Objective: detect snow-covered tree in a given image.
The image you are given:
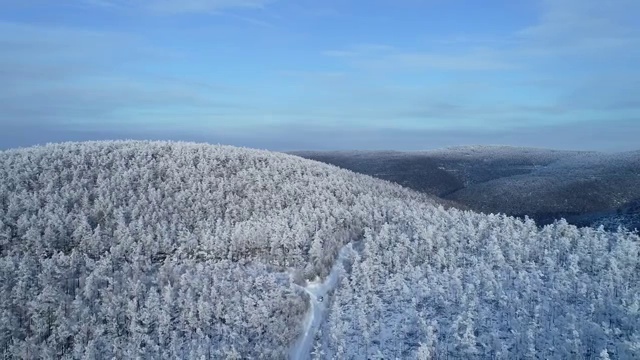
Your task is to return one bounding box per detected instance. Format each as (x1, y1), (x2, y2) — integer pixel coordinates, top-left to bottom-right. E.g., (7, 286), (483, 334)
(1, 141), (638, 359)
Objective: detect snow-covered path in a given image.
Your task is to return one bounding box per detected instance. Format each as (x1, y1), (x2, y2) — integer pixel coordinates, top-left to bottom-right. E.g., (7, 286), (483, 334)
(289, 244), (353, 360)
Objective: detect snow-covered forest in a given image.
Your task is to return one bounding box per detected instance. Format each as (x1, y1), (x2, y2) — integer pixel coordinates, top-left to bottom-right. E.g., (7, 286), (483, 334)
(294, 147), (640, 231)
(0, 141), (638, 359)
(322, 215), (640, 359)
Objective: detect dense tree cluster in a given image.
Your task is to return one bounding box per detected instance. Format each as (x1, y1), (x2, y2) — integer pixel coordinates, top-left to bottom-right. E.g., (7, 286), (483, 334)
(0, 141), (638, 359)
(320, 211), (640, 359)
(0, 141), (427, 359)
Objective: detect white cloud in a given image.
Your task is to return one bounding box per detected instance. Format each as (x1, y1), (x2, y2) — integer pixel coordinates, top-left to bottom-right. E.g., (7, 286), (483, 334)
(0, 21), (243, 127)
(327, 0), (639, 70)
(322, 0), (640, 116)
(516, 0), (640, 56)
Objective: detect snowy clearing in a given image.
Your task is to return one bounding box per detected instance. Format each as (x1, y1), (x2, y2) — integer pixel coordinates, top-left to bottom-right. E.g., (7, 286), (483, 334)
(289, 244), (353, 360)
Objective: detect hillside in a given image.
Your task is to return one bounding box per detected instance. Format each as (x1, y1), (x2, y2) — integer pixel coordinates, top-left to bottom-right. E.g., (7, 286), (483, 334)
(446, 149), (640, 228)
(1, 141), (639, 359)
(294, 147), (640, 230)
(291, 150), (466, 196)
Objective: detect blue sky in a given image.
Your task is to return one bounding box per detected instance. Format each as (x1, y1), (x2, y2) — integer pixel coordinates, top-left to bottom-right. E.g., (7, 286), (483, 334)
(1, 0), (639, 151)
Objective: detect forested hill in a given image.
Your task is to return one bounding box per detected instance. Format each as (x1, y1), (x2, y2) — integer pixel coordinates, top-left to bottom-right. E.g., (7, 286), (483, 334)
(0, 141), (436, 359)
(1, 141), (639, 359)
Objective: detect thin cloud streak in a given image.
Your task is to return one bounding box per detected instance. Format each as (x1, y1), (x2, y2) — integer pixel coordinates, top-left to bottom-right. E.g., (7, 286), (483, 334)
(81, 0), (276, 14)
(324, 45), (517, 71)
(0, 21), (248, 127)
(2, 118), (638, 153)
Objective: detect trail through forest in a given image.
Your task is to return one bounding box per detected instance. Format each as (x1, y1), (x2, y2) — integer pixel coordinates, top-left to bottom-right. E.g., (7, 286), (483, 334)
(289, 244), (353, 360)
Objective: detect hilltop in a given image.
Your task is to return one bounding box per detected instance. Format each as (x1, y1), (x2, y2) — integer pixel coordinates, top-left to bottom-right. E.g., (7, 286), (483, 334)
(0, 141), (638, 359)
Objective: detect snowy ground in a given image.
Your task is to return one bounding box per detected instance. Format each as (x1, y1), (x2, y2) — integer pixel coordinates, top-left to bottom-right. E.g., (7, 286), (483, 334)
(289, 244), (353, 360)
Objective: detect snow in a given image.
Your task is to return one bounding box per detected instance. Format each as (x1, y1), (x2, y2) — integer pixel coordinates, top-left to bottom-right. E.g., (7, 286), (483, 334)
(289, 244), (353, 360)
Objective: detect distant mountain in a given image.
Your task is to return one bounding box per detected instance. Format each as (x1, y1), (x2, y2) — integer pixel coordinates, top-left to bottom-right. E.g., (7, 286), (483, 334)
(294, 146), (640, 231)
(1, 141), (638, 359)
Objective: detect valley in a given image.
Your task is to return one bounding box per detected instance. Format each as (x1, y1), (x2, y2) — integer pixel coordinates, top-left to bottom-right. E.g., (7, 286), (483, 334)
(294, 146), (640, 232)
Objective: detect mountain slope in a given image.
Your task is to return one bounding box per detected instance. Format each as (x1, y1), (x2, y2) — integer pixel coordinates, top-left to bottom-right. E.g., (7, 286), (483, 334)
(291, 150), (466, 196)
(292, 146), (583, 197)
(1, 141), (639, 359)
(447, 149), (640, 227)
(0, 141), (435, 359)
(294, 147), (640, 230)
